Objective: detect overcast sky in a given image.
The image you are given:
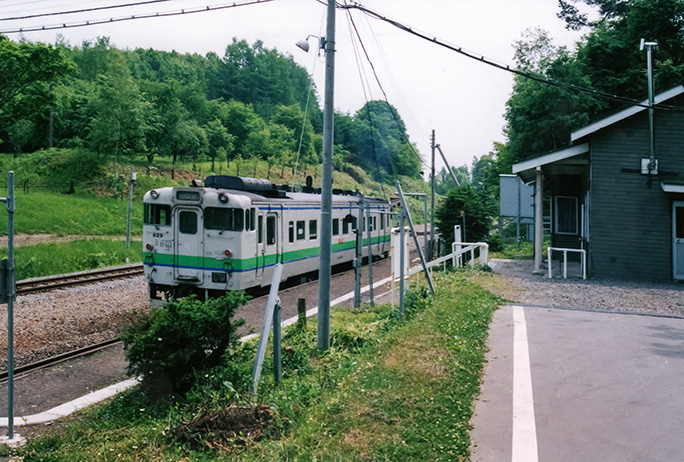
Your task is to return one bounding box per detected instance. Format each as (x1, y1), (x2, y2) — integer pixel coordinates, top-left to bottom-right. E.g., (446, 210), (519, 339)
(1, 0), (589, 175)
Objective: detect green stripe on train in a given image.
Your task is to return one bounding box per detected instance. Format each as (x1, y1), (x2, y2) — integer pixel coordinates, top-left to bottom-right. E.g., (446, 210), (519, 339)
(143, 234), (390, 271)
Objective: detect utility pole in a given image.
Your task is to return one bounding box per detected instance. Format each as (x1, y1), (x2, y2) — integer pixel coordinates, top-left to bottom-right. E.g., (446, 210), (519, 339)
(430, 129), (436, 260)
(126, 169), (136, 249)
(48, 83), (54, 149)
(640, 39), (658, 185)
(317, 0), (336, 350)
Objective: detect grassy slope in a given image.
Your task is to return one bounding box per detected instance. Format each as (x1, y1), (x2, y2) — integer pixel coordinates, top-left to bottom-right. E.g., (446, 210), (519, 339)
(242, 273), (500, 461)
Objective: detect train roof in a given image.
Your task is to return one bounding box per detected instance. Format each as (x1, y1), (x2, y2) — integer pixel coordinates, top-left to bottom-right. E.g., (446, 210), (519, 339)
(202, 175), (389, 205)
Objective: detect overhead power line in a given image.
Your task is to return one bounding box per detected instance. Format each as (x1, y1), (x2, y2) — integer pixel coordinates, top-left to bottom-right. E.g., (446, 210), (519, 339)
(0, 0), (171, 22)
(345, 5), (429, 171)
(0, 0), (275, 34)
(341, 1), (684, 112)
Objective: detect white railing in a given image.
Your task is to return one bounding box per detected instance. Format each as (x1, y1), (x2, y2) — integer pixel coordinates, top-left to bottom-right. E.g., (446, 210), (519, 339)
(391, 241), (489, 305)
(405, 241), (489, 278)
(547, 247), (586, 280)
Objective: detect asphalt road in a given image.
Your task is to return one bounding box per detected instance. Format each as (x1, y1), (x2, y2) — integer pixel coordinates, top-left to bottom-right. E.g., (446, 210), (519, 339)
(471, 305), (684, 462)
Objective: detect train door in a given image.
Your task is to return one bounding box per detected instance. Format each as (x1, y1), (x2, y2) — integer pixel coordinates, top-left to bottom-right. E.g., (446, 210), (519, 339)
(174, 207), (203, 281)
(256, 211), (279, 282)
(256, 213), (265, 279)
(674, 201), (684, 280)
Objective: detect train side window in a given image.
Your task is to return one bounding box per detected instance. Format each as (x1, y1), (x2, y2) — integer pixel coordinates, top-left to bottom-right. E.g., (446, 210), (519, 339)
(179, 211), (197, 234)
(373, 216), (377, 231)
(296, 221), (305, 240)
(309, 220), (317, 240)
(333, 218), (339, 236)
(258, 216), (263, 244)
(144, 204), (171, 226)
(380, 214), (384, 230)
(289, 221), (295, 243)
(245, 208), (255, 231)
(266, 215), (276, 245)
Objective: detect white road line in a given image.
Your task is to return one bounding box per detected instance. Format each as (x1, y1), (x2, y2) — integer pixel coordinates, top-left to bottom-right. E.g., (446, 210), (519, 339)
(512, 305), (539, 462)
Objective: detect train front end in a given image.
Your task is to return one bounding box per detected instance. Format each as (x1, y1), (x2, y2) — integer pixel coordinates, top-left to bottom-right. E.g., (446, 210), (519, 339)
(142, 185), (254, 303)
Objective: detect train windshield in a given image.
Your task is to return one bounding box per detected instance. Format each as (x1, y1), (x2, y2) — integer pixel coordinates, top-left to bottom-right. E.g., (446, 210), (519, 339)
(204, 207), (244, 232)
(144, 204), (171, 226)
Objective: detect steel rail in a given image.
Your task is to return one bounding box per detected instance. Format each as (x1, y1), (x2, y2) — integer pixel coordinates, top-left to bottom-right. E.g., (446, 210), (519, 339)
(16, 264), (144, 295)
(0, 339), (123, 384)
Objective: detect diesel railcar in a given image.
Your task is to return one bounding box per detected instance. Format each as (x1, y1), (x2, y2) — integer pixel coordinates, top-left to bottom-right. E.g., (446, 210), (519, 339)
(143, 175), (391, 303)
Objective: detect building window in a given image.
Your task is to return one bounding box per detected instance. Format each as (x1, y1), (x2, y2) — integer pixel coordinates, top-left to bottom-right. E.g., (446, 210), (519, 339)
(555, 196), (578, 235)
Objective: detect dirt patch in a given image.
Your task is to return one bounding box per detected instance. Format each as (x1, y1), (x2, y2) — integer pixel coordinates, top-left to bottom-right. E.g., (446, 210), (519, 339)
(0, 233), (131, 248)
(384, 341), (449, 379)
(172, 404), (273, 451)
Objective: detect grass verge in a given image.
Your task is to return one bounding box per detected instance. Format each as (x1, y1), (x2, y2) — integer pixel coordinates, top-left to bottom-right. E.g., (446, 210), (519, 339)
(0, 239), (142, 280)
(15, 270), (499, 461)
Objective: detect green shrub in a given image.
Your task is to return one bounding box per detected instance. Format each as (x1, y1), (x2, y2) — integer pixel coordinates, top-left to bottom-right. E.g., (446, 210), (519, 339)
(121, 293), (249, 393)
(487, 232), (504, 252)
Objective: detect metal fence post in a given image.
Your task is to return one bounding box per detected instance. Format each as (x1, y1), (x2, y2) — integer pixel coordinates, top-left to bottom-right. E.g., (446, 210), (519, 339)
(399, 208), (406, 320)
(273, 302), (281, 385)
(353, 197), (363, 308)
(366, 202), (374, 307)
(0, 172), (16, 440)
(252, 263), (283, 395)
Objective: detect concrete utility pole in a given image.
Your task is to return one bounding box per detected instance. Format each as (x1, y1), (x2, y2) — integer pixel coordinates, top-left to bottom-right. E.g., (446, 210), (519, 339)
(317, 0), (336, 351)
(430, 130), (436, 260)
(126, 169), (136, 249)
(640, 39), (658, 180)
(534, 167), (544, 274)
(48, 83), (54, 149)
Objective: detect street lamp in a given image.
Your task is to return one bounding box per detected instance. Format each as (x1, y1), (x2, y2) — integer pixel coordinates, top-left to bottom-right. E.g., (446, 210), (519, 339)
(297, 0), (336, 350)
(296, 35), (325, 54)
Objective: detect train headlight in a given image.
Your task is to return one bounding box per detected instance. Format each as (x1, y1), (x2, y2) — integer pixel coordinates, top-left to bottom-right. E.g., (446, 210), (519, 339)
(224, 249), (232, 257)
(218, 193), (229, 204)
(146, 243), (153, 250)
(150, 190), (159, 199)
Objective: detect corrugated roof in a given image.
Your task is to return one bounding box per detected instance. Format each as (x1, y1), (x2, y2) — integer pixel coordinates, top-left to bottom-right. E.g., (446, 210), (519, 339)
(571, 85), (684, 142)
(512, 143), (589, 175)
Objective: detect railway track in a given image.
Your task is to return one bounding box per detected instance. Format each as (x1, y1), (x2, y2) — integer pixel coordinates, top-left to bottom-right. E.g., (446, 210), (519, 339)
(16, 264), (145, 295)
(0, 339), (122, 384)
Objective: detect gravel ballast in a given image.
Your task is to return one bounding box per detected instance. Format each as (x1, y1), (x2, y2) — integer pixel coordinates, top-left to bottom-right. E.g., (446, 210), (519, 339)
(481, 258), (684, 317)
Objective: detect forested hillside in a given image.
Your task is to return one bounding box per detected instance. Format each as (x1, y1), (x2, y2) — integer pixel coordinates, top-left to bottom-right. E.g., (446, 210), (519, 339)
(473, 0), (684, 195)
(0, 35), (423, 186)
